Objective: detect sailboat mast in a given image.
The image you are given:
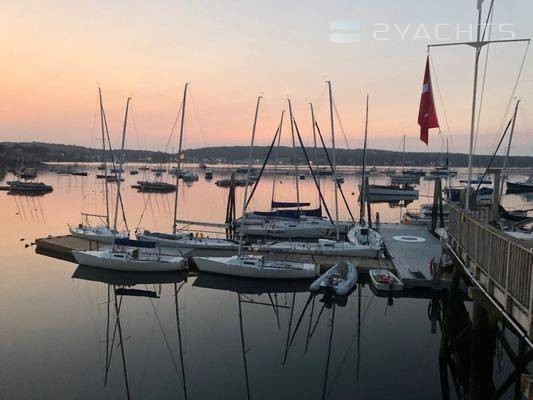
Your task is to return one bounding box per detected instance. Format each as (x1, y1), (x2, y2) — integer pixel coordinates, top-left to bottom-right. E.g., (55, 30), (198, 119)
(327, 81), (340, 240)
(500, 99), (520, 200)
(98, 88), (110, 229)
(238, 96), (262, 256)
(112, 98), (131, 234)
(360, 94), (369, 223)
(270, 111), (284, 209)
(465, 3), (484, 211)
(402, 134), (406, 173)
(287, 99), (300, 210)
(310, 103), (320, 205)
(173, 83), (189, 234)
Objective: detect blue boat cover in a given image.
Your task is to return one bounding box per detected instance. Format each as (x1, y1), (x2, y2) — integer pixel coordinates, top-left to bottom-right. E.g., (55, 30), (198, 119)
(253, 206), (322, 219)
(114, 238), (157, 248)
(271, 201), (311, 208)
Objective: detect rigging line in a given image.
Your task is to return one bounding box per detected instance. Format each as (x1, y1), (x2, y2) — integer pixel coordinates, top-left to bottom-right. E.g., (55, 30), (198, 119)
(89, 92), (99, 148)
(474, 117), (513, 193)
(332, 99), (351, 149)
(129, 102), (142, 150)
(293, 119), (334, 223)
(244, 119), (282, 210)
(189, 90), (209, 148)
(428, 51), (456, 152)
(493, 41), (530, 151)
(314, 86), (328, 120)
(164, 100), (184, 154)
(102, 107), (130, 233)
(147, 295), (185, 387)
(313, 121), (355, 222)
(474, 5), (495, 155)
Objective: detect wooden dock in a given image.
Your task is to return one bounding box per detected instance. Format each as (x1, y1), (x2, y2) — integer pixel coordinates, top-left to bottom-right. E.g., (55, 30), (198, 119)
(35, 234), (392, 273)
(379, 223), (448, 289)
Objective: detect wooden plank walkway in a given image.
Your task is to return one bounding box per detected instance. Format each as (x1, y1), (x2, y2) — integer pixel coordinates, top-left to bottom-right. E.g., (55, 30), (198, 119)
(379, 223), (446, 289)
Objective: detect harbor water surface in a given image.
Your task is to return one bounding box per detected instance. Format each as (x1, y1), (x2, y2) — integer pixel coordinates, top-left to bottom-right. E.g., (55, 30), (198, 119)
(1, 166), (530, 399)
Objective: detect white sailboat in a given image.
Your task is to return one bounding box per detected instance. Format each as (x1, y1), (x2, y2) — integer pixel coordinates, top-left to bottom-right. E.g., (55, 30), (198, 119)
(69, 88), (128, 243)
(137, 83), (239, 251)
(348, 94), (384, 248)
(387, 135), (421, 185)
(253, 237), (381, 258)
(72, 98), (186, 272)
(193, 97), (321, 279)
(252, 84), (382, 258)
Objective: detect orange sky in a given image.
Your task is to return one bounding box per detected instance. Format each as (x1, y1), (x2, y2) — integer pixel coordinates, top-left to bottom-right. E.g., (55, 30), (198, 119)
(1, 0), (532, 155)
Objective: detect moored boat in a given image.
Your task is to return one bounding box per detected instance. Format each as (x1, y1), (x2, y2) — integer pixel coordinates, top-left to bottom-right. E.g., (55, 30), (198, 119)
(8, 181), (53, 194)
(69, 224), (128, 243)
(369, 269), (404, 292)
(72, 239), (186, 272)
(310, 261), (357, 296)
(506, 177), (533, 193)
(193, 254), (319, 279)
(138, 230), (239, 250)
(253, 236), (381, 258)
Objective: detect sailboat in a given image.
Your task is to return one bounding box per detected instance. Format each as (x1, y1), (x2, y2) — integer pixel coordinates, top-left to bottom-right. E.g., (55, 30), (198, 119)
(69, 88), (128, 243)
(72, 98), (186, 272)
(236, 97), (352, 239)
(254, 85), (382, 258)
(387, 135), (421, 184)
(347, 94), (385, 247)
(138, 84), (239, 251)
(193, 97), (320, 279)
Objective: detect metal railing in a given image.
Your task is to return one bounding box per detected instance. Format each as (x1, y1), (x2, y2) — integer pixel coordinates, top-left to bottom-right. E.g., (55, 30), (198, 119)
(448, 204), (533, 337)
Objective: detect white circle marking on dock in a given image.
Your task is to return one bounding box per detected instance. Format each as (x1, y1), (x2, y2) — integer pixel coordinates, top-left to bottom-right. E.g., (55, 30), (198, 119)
(392, 235), (426, 243)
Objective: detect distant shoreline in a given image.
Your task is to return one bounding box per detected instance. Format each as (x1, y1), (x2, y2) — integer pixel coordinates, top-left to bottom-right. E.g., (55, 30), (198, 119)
(1, 141), (533, 169)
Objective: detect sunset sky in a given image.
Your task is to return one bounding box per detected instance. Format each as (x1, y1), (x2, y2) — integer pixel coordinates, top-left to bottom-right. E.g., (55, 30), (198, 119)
(2, 0), (532, 155)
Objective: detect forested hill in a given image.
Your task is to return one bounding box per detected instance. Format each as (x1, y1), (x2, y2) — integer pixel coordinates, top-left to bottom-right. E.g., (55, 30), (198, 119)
(1, 141), (533, 168)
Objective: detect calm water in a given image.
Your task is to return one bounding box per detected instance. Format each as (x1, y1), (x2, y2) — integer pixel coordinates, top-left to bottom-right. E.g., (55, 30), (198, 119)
(1, 166), (531, 399)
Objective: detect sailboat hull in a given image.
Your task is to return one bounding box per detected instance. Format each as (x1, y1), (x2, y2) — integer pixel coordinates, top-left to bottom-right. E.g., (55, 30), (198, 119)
(138, 232), (240, 250)
(72, 250), (186, 272)
(193, 256), (318, 279)
(69, 226), (128, 244)
(253, 241), (380, 258)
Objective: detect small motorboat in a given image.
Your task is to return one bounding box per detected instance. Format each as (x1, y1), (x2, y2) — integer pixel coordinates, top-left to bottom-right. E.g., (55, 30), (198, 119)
(204, 170), (214, 179)
(459, 173), (492, 184)
(130, 170), (139, 175)
(8, 181), (53, 194)
(181, 171), (199, 182)
(310, 261), (358, 296)
(135, 181), (176, 193)
(506, 176), (533, 193)
(333, 176), (345, 184)
(369, 269), (403, 292)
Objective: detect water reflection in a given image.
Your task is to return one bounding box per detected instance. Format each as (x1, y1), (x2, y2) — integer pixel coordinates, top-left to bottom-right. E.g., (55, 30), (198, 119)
(43, 265), (532, 399)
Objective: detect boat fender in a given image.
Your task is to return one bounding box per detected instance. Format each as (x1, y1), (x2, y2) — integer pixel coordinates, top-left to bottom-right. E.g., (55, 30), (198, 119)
(460, 212), (466, 223)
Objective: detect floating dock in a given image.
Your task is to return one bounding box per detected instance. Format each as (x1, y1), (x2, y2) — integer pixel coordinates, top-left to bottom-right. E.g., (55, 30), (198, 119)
(379, 223), (449, 289)
(35, 234), (392, 273)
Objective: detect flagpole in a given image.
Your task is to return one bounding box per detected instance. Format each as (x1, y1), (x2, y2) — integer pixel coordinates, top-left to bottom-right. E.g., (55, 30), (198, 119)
(427, 1), (529, 211)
